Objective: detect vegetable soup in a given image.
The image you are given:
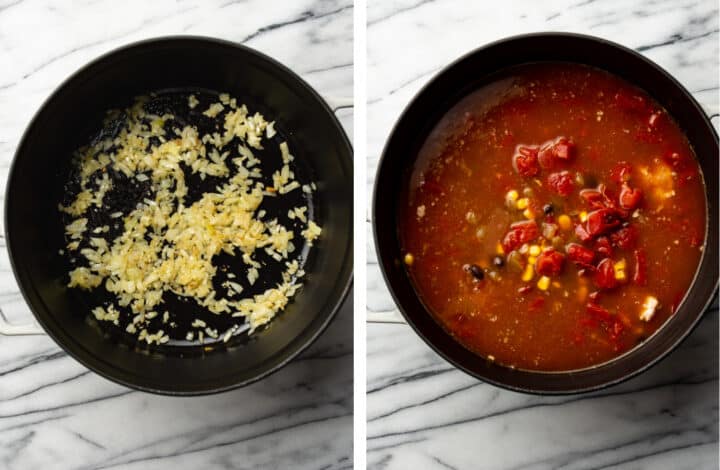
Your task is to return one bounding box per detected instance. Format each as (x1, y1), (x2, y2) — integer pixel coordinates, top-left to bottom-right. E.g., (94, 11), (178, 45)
(400, 63), (706, 371)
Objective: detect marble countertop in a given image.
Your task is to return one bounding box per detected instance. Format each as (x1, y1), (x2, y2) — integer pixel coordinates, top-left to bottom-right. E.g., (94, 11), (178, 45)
(0, 0), (352, 469)
(366, 0), (718, 468)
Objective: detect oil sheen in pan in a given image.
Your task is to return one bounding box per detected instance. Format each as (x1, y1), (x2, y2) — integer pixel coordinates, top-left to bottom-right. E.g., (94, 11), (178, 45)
(59, 89), (319, 350)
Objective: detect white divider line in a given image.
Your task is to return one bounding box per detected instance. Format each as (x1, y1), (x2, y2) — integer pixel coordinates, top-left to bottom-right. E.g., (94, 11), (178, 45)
(353, 0), (368, 468)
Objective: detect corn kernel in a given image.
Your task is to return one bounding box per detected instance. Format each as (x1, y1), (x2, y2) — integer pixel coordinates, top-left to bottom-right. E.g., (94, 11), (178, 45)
(505, 190), (519, 206)
(496, 243), (505, 255)
(614, 259), (627, 280)
(523, 208), (534, 219)
(529, 245), (541, 256)
(579, 211), (588, 222)
(528, 256), (537, 265)
(552, 281), (562, 288)
(558, 215), (572, 231)
(404, 253), (414, 266)
(537, 276), (551, 290)
(516, 198), (529, 210)
(521, 263), (534, 282)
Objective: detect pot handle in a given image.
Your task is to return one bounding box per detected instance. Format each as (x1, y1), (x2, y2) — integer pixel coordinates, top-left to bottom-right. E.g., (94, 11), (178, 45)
(324, 96), (354, 113)
(367, 309), (406, 324)
(0, 307), (45, 335)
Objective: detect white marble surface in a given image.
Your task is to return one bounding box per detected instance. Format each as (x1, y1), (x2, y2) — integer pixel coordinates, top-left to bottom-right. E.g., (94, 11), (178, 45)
(366, 0), (718, 468)
(0, 1), (352, 469)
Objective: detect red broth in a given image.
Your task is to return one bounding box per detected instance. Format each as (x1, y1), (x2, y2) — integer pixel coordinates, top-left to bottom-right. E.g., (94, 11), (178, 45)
(400, 63), (706, 371)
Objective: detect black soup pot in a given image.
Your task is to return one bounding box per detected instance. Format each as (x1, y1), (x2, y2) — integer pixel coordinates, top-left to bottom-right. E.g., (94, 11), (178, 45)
(4, 37), (353, 395)
(373, 33), (718, 394)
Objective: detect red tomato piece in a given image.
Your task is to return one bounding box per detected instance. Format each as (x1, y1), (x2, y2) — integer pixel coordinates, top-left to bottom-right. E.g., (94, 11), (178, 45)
(546, 171), (575, 196)
(537, 137), (576, 169)
(512, 145), (540, 177)
(587, 303), (624, 345)
(553, 137), (576, 161)
(611, 225), (638, 250)
(599, 184), (619, 209)
(594, 236), (613, 258)
(586, 208), (623, 237)
(535, 248), (566, 277)
(619, 184), (643, 210)
(502, 220), (539, 252)
(594, 258), (618, 289)
(580, 184), (617, 210)
(537, 142), (556, 170)
(633, 249), (647, 285)
(566, 243), (595, 265)
(579, 188), (604, 209)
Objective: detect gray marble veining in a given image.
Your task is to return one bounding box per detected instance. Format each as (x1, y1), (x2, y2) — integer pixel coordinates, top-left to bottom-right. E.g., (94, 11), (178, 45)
(368, 304), (718, 469)
(0, 0), (353, 468)
(366, 0), (718, 468)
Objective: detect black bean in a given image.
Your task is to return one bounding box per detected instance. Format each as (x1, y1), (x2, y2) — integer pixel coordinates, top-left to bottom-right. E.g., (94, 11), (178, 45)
(469, 264), (484, 280)
(492, 256), (505, 267)
(543, 203), (554, 215)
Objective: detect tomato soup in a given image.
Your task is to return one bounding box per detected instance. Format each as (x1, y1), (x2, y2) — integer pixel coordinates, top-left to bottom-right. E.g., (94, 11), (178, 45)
(400, 63), (706, 371)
